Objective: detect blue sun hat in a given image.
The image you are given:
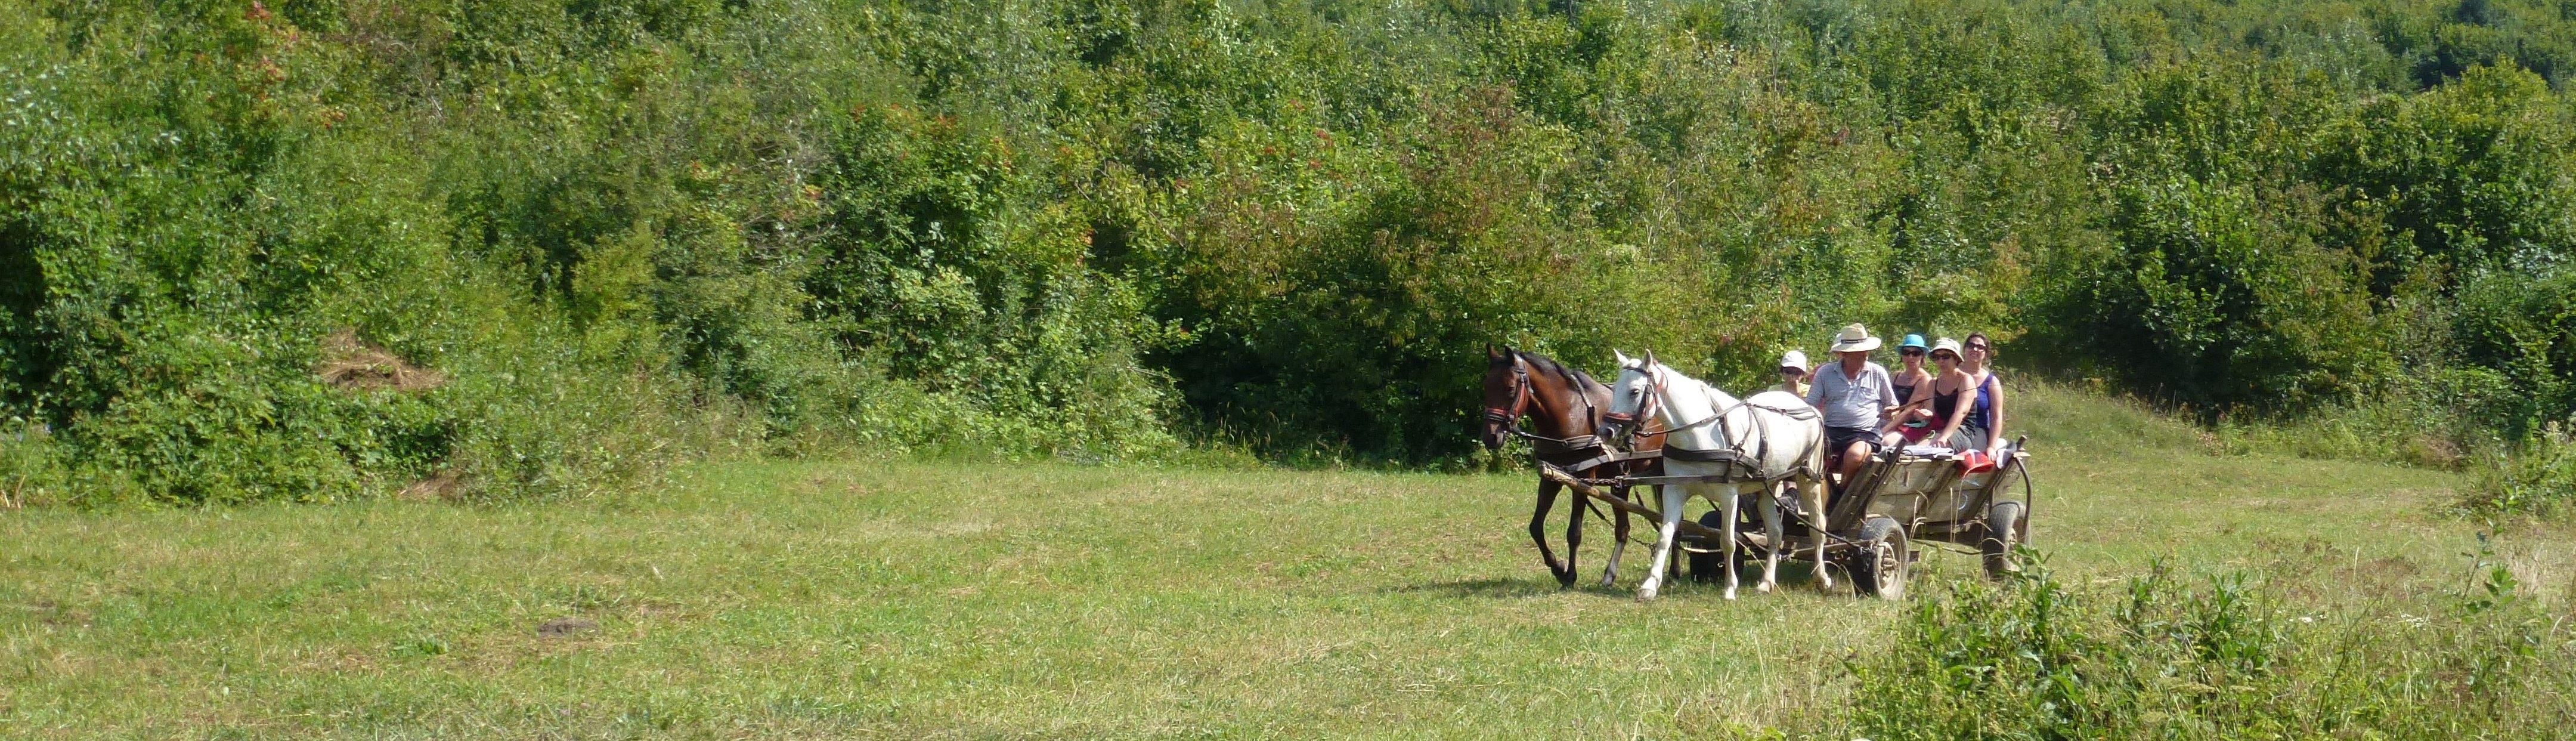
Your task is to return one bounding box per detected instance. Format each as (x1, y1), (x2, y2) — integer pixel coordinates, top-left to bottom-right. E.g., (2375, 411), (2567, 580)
(1900, 334), (1930, 351)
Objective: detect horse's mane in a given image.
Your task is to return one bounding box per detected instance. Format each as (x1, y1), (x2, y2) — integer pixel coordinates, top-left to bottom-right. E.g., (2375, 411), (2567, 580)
(1513, 349), (1605, 393)
(1669, 362), (1729, 396)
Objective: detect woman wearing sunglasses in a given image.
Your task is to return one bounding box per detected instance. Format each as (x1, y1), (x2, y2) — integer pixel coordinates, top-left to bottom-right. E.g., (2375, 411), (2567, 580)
(1925, 334), (2010, 453)
(1774, 350), (1813, 397)
(1878, 335), (1936, 444)
(1958, 332), (2007, 457)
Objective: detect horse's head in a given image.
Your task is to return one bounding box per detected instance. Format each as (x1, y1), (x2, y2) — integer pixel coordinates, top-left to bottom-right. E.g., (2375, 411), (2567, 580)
(1599, 350), (1659, 443)
(1479, 345), (1528, 450)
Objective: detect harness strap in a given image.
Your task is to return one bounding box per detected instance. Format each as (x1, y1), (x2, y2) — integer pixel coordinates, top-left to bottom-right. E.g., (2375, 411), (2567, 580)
(1522, 433), (1602, 456)
(1612, 365), (1834, 484)
(1555, 447), (1661, 473)
(1496, 353), (1643, 458)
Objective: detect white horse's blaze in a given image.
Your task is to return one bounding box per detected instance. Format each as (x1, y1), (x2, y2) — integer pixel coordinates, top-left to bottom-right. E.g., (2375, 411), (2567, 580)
(1606, 356), (1833, 601)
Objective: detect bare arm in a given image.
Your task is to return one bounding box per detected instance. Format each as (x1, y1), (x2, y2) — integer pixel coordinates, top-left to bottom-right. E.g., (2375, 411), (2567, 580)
(1883, 372), (1927, 433)
(1936, 372), (1974, 442)
(1885, 365), (1906, 424)
(1985, 373), (2007, 453)
(1875, 369), (1907, 434)
(1893, 370), (1933, 410)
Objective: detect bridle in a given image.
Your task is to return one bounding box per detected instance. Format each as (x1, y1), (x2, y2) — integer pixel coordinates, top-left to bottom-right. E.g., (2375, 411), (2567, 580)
(1484, 353), (1614, 455)
(1481, 358), (1534, 438)
(1603, 363), (1698, 446)
(1599, 367), (1654, 445)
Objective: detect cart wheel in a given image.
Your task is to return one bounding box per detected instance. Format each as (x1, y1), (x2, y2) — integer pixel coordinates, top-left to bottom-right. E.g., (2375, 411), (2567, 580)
(1852, 515), (1909, 600)
(1688, 509), (1745, 583)
(1981, 500), (2027, 578)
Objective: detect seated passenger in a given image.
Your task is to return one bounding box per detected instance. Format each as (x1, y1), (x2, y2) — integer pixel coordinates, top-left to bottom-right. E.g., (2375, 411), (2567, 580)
(1774, 350), (1812, 397)
(1925, 338), (1979, 452)
(1956, 332), (2008, 456)
(1807, 325), (1897, 487)
(1880, 334), (1936, 445)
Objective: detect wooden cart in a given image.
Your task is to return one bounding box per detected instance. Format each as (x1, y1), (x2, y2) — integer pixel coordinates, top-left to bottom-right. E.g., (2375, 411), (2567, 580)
(1540, 436), (2032, 599)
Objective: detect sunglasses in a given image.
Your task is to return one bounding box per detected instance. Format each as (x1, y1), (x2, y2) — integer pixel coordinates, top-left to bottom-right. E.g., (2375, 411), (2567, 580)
(1899, 348), (1925, 356)
(1932, 352), (1959, 360)
(1966, 344), (1989, 352)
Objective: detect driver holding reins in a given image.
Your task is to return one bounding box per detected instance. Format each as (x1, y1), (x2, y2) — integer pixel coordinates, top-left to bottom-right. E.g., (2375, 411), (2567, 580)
(1806, 323), (1899, 490)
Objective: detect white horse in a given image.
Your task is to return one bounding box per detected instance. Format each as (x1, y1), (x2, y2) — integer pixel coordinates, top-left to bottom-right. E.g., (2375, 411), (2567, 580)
(1602, 351), (1832, 601)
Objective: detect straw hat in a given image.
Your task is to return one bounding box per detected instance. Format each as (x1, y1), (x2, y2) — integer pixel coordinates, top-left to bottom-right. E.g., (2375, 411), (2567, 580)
(1828, 323), (1882, 353)
(1778, 350), (1810, 373)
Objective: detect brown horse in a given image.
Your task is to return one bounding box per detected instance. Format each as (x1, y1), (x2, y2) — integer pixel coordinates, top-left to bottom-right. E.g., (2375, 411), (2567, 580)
(1481, 346), (1665, 588)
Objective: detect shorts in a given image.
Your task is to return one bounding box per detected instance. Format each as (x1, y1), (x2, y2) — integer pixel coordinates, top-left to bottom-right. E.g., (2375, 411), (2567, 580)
(1895, 421), (1936, 444)
(1825, 426), (1881, 458)
(1948, 425), (1990, 453)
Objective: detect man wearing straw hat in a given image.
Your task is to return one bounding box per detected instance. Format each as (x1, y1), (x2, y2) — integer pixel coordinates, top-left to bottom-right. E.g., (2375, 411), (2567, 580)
(1807, 323), (1899, 489)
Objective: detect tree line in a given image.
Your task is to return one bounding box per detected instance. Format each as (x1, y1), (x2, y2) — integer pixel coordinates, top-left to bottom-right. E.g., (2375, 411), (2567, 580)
(1, 0), (2571, 502)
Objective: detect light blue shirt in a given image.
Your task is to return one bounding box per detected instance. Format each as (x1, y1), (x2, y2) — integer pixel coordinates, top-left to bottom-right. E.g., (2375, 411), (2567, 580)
(1806, 360), (1896, 430)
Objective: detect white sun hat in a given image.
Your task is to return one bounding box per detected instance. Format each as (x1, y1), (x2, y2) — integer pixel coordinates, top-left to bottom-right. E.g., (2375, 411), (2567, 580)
(1778, 350), (1810, 373)
(1828, 323), (1883, 353)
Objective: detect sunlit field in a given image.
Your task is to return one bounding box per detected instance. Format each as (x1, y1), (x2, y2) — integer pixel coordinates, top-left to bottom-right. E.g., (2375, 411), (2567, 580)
(7, 386), (2558, 738)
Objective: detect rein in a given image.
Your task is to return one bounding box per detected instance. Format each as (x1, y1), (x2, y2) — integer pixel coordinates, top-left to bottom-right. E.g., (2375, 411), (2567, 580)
(1488, 354), (1624, 456)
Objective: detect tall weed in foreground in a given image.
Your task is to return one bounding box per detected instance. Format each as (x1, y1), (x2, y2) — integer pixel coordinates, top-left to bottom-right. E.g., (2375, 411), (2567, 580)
(0, 421), (58, 508)
(1844, 550), (2576, 740)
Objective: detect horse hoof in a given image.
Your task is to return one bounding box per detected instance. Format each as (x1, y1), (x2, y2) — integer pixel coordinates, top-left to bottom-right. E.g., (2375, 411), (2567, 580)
(1723, 588), (1738, 600)
(1756, 582), (1773, 594)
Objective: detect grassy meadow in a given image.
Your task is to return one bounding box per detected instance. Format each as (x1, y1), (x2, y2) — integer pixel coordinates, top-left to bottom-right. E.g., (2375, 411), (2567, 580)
(1, 385), (2564, 738)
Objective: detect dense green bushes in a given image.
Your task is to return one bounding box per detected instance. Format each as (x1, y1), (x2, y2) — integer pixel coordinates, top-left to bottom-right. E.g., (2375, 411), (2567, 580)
(1844, 551), (2576, 738)
(1, 0), (2574, 501)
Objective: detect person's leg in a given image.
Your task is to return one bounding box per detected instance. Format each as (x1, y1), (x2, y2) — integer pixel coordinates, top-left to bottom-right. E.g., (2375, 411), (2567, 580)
(1838, 440), (1869, 483)
(1950, 426), (1988, 453)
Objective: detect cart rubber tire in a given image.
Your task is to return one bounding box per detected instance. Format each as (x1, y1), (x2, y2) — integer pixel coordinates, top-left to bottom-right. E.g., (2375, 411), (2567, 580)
(1852, 515), (1909, 600)
(1689, 509), (1746, 583)
(1981, 501), (2026, 579)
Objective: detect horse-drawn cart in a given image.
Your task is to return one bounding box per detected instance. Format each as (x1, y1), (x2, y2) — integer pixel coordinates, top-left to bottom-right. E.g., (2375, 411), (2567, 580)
(1540, 437), (2032, 599)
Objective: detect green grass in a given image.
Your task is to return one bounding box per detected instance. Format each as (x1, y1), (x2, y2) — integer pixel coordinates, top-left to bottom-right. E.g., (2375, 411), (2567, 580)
(0, 384), (2551, 738)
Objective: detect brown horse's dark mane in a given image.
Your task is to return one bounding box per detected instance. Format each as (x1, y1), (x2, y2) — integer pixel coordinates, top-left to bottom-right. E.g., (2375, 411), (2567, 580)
(1513, 350), (1605, 427)
(1517, 351), (1586, 388)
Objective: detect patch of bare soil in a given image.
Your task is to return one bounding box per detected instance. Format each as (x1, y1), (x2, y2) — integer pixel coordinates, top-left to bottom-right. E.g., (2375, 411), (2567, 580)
(26, 600), (91, 627)
(397, 471), (461, 502)
(537, 617), (599, 637)
(2402, 434), (2467, 470)
(315, 328), (444, 391)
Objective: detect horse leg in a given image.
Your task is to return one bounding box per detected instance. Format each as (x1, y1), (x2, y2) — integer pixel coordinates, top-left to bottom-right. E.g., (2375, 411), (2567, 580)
(1598, 485), (1630, 588)
(1806, 475), (1835, 592)
(1565, 485), (1589, 588)
(1531, 480), (1572, 587)
(1720, 483), (1743, 600)
(1638, 484), (1685, 602)
(1757, 483), (1784, 594)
